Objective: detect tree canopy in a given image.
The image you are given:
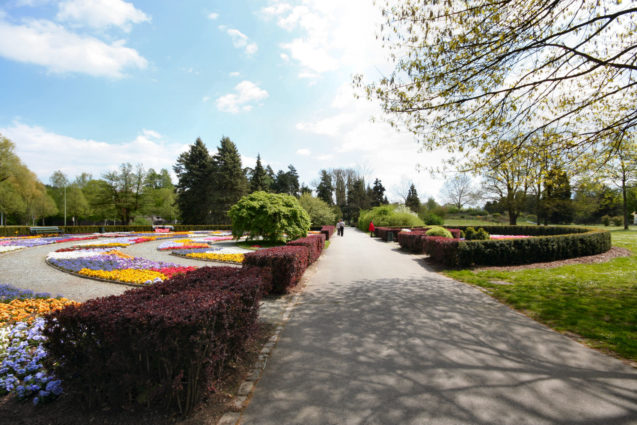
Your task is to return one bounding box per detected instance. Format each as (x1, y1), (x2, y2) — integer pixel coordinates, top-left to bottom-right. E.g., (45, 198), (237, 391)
(358, 1), (637, 169)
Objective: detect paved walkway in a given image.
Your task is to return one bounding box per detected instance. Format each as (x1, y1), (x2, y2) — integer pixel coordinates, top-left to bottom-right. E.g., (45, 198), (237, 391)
(239, 228), (637, 425)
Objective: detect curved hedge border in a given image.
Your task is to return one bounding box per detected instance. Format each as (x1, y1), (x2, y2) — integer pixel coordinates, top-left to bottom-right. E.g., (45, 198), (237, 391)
(400, 226), (610, 267)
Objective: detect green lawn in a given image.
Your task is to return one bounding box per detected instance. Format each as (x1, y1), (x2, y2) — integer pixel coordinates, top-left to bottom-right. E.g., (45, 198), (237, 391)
(445, 229), (637, 362)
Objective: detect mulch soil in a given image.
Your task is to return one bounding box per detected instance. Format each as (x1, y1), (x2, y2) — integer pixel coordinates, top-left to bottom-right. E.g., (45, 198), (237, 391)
(0, 323), (274, 425)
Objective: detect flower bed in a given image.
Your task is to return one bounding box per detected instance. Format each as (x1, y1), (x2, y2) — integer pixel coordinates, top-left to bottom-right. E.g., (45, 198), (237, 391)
(0, 284), (74, 406)
(47, 250), (197, 286)
(172, 245), (250, 264)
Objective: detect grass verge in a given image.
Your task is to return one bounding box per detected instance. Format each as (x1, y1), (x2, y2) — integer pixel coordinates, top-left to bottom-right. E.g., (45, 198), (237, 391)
(444, 229), (637, 363)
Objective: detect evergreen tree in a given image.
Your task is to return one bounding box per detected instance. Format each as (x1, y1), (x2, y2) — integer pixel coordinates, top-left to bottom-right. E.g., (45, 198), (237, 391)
(541, 167), (574, 224)
(405, 183), (420, 212)
(334, 170), (347, 209)
(286, 165), (300, 197)
(344, 177), (370, 223)
(316, 169), (334, 205)
(174, 138), (212, 224)
(300, 184), (312, 195)
(210, 136), (248, 224)
(265, 165), (276, 192)
(250, 154), (268, 192)
(371, 178), (386, 206)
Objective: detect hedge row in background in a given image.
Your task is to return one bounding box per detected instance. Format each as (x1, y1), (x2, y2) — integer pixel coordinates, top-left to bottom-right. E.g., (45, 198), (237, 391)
(321, 225), (335, 240)
(44, 266), (267, 415)
(243, 234), (325, 294)
(415, 227), (611, 267)
(386, 227), (462, 244)
(287, 234), (326, 264)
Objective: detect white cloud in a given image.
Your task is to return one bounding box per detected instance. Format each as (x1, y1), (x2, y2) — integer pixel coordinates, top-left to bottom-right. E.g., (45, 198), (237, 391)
(216, 81), (269, 114)
(57, 0), (150, 31)
(1, 122), (188, 182)
(229, 71), (240, 77)
(295, 84), (447, 201)
(262, 0), (388, 79)
(296, 148), (311, 156)
(0, 18), (147, 78)
(219, 26), (258, 55)
(208, 12), (219, 20)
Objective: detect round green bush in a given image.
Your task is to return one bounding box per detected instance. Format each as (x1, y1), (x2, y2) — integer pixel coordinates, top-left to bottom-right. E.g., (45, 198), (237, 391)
(422, 212), (443, 225)
(425, 226), (453, 238)
(228, 191), (310, 242)
(358, 205), (424, 231)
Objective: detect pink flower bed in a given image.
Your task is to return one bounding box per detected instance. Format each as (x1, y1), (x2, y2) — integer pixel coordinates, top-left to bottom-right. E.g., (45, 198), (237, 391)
(489, 235), (531, 240)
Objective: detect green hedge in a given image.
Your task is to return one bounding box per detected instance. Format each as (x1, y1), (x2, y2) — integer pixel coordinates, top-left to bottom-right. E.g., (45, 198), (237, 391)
(0, 225), (233, 236)
(422, 227), (610, 267)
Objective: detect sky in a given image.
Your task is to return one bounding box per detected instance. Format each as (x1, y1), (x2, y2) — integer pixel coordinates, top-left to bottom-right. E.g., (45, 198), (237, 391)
(0, 0), (449, 202)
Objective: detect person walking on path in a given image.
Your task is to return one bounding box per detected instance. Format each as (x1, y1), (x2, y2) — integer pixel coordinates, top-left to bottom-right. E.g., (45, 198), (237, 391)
(337, 219), (345, 236)
(368, 220), (375, 237)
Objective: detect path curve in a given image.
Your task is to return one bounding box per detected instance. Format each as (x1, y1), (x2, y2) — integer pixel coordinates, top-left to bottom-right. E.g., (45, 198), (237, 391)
(239, 228), (637, 425)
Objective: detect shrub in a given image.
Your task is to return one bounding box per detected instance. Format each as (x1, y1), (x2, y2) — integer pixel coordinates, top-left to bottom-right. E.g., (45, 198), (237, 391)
(44, 267), (266, 415)
(612, 216), (624, 226)
(228, 191), (310, 242)
(464, 227), (490, 240)
(242, 245), (310, 294)
(601, 215), (611, 226)
(358, 205), (425, 231)
(287, 234), (325, 264)
(422, 212), (443, 225)
(425, 226), (453, 238)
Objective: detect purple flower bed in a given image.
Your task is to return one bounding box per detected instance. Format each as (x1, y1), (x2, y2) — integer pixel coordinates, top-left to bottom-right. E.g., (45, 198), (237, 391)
(0, 284), (52, 302)
(47, 254), (182, 273)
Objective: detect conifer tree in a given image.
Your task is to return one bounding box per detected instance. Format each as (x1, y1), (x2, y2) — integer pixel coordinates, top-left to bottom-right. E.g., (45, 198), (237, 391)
(173, 138), (212, 224)
(316, 169), (334, 205)
(405, 183), (420, 213)
(210, 136), (248, 224)
(250, 154), (268, 192)
(371, 178), (386, 207)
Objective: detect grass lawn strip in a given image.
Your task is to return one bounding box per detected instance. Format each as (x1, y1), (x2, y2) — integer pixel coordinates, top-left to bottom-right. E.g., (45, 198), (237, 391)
(445, 229), (637, 363)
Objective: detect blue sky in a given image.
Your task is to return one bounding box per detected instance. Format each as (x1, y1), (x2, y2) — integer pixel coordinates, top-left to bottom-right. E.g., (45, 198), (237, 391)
(0, 0), (448, 202)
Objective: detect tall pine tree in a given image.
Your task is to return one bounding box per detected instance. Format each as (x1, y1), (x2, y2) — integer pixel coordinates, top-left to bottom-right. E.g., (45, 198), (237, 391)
(173, 138), (211, 224)
(405, 183), (420, 212)
(316, 169), (334, 205)
(371, 178), (386, 206)
(210, 137), (248, 224)
(250, 154), (268, 192)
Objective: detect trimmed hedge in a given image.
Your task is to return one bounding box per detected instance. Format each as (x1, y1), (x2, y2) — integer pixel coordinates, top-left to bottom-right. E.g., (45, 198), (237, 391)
(243, 245), (310, 294)
(287, 234), (325, 264)
(378, 226), (461, 242)
(320, 225), (335, 241)
(396, 231), (428, 253)
(43, 267), (267, 414)
(421, 227), (610, 267)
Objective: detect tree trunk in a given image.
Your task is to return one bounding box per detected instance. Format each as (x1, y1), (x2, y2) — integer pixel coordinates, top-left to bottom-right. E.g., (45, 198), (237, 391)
(622, 170), (629, 230)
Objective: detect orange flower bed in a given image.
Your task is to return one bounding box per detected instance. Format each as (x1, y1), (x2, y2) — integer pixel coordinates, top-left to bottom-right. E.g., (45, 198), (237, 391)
(0, 298), (78, 325)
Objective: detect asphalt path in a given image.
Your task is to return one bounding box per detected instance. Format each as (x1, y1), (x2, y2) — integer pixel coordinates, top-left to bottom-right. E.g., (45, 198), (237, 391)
(239, 228), (637, 425)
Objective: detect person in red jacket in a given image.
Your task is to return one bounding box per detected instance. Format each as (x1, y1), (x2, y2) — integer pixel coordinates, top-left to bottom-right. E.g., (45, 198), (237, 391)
(368, 220), (375, 237)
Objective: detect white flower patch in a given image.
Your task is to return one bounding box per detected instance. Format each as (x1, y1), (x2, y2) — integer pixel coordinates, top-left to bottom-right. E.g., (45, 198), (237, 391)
(0, 246), (25, 254)
(46, 249), (110, 260)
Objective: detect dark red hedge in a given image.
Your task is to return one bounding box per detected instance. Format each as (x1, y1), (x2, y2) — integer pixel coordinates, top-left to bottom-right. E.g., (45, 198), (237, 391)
(43, 267), (267, 414)
(243, 245), (310, 294)
(287, 234), (325, 264)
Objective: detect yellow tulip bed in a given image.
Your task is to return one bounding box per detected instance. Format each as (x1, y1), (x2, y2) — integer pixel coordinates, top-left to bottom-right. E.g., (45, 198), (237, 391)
(77, 268), (167, 285)
(184, 252), (245, 264)
(0, 298), (78, 326)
